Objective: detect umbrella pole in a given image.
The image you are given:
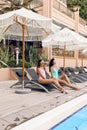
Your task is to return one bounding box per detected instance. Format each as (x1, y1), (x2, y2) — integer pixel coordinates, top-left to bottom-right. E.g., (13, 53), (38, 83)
(63, 44), (66, 69)
(22, 24), (25, 89)
(15, 23), (31, 94)
(81, 55), (83, 68)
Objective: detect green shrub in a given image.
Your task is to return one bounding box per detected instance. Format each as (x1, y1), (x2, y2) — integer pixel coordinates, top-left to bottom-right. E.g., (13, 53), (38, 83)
(0, 46), (9, 63)
(7, 59), (32, 68)
(7, 60), (16, 67)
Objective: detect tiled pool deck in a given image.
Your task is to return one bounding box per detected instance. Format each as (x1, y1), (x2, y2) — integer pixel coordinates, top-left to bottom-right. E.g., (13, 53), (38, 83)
(0, 80), (87, 130)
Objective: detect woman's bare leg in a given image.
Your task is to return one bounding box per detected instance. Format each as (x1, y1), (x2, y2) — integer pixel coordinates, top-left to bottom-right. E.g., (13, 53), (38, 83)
(58, 79), (79, 90)
(59, 74), (71, 84)
(38, 78), (68, 94)
(52, 79), (68, 94)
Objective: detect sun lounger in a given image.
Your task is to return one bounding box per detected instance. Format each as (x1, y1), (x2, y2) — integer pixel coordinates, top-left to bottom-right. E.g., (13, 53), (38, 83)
(10, 68), (29, 88)
(27, 68), (58, 91)
(56, 67), (77, 84)
(62, 67), (82, 83)
(10, 68), (56, 93)
(75, 66), (87, 79)
(65, 67), (87, 83)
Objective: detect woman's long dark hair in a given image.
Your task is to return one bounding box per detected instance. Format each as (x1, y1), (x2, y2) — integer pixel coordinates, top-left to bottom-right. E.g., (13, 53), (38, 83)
(37, 59), (42, 68)
(36, 59), (43, 75)
(49, 58), (55, 72)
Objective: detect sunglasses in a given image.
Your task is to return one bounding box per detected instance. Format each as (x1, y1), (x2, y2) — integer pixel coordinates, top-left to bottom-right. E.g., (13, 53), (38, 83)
(40, 60), (44, 64)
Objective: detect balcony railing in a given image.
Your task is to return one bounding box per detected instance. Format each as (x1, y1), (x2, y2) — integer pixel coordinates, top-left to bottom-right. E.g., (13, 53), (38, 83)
(53, 0), (74, 19)
(53, 0), (87, 26)
(32, 0), (86, 26)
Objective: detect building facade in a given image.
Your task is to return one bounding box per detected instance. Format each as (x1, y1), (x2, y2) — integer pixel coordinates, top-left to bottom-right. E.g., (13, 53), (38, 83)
(34, 0), (87, 67)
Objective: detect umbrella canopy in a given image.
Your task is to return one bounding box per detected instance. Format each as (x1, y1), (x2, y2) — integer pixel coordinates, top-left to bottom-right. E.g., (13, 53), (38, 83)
(2, 23), (60, 41)
(0, 8), (52, 90)
(54, 28), (87, 44)
(56, 43), (87, 51)
(0, 8), (51, 40)
(3, 23), (44, 41)
(0, 7), (51, 28)
(42, 27), (87, 67)
(43, 28), (87, 48)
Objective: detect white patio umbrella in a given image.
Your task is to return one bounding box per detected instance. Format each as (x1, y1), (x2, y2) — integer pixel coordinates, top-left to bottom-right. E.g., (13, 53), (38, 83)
(55, 28), (87, 67)
(42, 28), (87, 68)
(0, 8), (52, 94)
(43, 28), (87, 46)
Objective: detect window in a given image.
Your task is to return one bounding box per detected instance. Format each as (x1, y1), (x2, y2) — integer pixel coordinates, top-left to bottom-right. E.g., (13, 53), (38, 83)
(52, 46), (74, 57)
(78, 50), (87, 59)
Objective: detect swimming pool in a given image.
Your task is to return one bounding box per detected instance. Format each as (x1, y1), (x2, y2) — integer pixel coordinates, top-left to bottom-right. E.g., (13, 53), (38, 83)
(11, 94), (87, 130)
(51, 105), (87, 130)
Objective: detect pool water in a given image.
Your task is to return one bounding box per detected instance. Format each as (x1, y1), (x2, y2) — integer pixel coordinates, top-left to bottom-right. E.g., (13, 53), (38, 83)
(50, 105), (87, 130)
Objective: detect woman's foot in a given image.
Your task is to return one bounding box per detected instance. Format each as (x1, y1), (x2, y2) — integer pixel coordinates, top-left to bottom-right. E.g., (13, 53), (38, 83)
(64, 91), (68, 94)
(75, 87), (80, 90)
(61, 90), (68, 94)
(73, 86), (80, 90)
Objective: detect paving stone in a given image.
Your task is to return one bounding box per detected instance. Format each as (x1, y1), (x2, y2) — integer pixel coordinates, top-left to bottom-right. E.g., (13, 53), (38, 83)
(2, 113), (24, 126)
(0, 118), (11, 130)
(0, 81), (87, 129)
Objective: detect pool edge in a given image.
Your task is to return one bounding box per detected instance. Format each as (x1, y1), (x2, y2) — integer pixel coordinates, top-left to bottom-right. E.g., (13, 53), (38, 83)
(11, 93), (87, 130)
